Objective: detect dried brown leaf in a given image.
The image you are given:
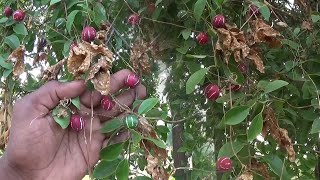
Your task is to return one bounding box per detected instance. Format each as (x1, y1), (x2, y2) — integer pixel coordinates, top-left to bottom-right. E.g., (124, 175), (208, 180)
(237, 171), (253, 180)
(263, 107), (295, 162)
(251, 159), (270, 180)
(301, 21), (313, 31)
(7, 45), (25, 77)
(130, 38), (152, 75)
(42, 59), (66, 81)
(86, 57), (112, 95)
(34, 52), (48, 64)
(252, 19), (282, 48)
(247, 49), (265, 73)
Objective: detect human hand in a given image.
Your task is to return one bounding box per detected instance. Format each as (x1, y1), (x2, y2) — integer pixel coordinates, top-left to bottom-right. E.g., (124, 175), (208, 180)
(0, 69), (146, 180)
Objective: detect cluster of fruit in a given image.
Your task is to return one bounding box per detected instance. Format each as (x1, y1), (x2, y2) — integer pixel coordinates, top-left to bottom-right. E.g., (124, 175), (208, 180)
(3, 6), (25, 22)
(198, 6), (260, 101)
(69, 73), (141, 132)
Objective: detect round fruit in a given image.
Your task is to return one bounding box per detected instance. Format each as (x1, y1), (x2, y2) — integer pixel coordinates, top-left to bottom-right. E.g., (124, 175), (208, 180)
(249, 5), (260, 16)
(177, 10), (188, 21)
(128, 14), (140, 25)
(4, 7), (13, 17)
(230, 84), (242, 92)
(125, 73), (140, 89)
(237, 63), (247, 74)
(55, 18), (66, 29)
(13, 10), (25, 22)
(212, 14), (226, 28)
(101, 96), (115, 111)
(124, 114), (139, 129)
(196, 32), (209, 45)
(81, 26), (96, 42)
(70, 114), (85, 131)
(217, 157), (233, 172)
(204, 83), (220, 101)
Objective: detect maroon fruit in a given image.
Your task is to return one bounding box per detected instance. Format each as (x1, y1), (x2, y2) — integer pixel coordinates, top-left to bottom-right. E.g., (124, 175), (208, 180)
(217, 157), (233, 172)
(128, 14), (140, 25)
(230, 84), (242, 92)
(81, 26), (96, 42)
(204, 83), (220, 101)
(249, 5), (260, 16)
(237, 63), (247, 74)
(101, 96), (115, 111)
(125, 73), (140, 89)
(70, 114), (85, 131)
(212, 14), (225, 28)
(4, 7), (13, 17)
(13, 10), (25, 22)
(196, 32), (209, 45)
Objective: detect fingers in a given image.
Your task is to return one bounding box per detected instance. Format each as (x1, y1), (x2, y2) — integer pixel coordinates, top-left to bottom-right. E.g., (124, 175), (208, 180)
(26, 80), (86, 112)
(80, 69), (137, 108)
(95, 84), (146, 122)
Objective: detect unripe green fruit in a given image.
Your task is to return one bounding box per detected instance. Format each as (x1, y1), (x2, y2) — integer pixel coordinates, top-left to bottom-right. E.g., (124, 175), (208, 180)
(55, 18), (66, 29)
(124, 115), (139, 129)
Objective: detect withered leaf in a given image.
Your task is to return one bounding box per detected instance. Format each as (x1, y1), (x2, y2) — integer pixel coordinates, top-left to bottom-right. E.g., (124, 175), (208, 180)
(263, 107), (295, 162)
(145, 155), (169, 180)
(7, 45), (25, 77)
(86, 57), (112, 95)
(42, 59), (66, 81)
(130, 38), (152, 75)
(247, 49), (265, 73)
(237, 171), (253, 180)
(252, 18), (282, 47)
(251, 159), (270, 180)
(301, 21), (313, 31)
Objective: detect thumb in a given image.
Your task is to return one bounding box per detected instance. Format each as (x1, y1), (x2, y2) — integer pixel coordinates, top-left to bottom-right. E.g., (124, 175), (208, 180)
(27, 80), (86, 111)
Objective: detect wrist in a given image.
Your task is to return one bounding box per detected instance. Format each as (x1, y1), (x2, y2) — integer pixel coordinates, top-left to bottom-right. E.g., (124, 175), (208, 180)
(0, 155), (24, 180)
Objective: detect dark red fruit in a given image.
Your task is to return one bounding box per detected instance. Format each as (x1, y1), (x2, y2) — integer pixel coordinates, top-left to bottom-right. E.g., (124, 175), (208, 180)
(237, 63), (247, 74)
(217, 157), (233, 172)
(196, 32), (209, 45)
(13, 10), (25, 22)
(128, 14), (140, 25)
(125, 73), (140, 89)
(230, 84), (242, 92)
(81, 26), (96, 42)
(204, 83), (220, 101)
(70, 114), (85, 131)
(4, 7), (13, 17)
(212, 14), (225, 28)
(101, 96), (115, 111)
(249, 5), (260, 16)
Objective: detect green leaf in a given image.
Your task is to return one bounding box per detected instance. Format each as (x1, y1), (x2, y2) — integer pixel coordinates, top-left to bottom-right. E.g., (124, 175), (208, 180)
(181, 29), (191, 40)
(50, 0), (61, 6)
(71, 96), (80, 110)
(144, 137), (166, 149)
(66, 10), (79, 33)
(0, 56), (13, 69)
(264, 80), (289, 94)
(94, 3), (107, 26)
(311, 15), (320, 23)
(194, 0), (207, 22)
(52, 106), (71, 129)
(263, 155), (291, 179)
(215, 0), (224, 6)
(186, 68), (208, 94)
(116, 159), (129, 180)
(13, 23), (28, 35)
(93, 160), (120, 179)
(0, 17), (8, 24)
(101, 118), (123, 133)
(138, 98), (160, 114)
(282, 39), (300, 50)
(310, 117), (320, 134)
(224, 106), (250, 125)
(100, 143), (124, 161)
(218, 141), (245, 158)
(247, 113), (263, 141)
(253, 2), (270, 21)
(3, 69), (13, 78)
(136, 176), (152, 180)
(4, 35), (20, 49)
(131, 130), (142, 144)
(185, 54), (207, 59)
